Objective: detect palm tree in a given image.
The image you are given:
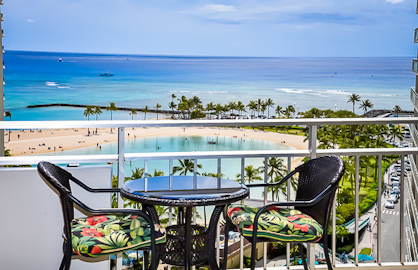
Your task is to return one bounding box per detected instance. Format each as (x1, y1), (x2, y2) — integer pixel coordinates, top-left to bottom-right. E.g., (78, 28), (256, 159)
(283, 105), (295, 119)
(236, 101), (246, 116)
(83, 106), (94, 136)
(129, 108), (137, 120)
(205, 102), (215, 119)
(236, 165), (262, 184)
(247, 100), (257, 118)
(4, 109), (11, 142)
(155, 103), (162, 120)
(169, 101), (177, 119)
(265, 98), (274, 118)
(359, 99), (373, 115)
(215, 103), (223, 119)
(171, 93), (176, 103)
(275, 105), (283, 118)
(260, 157), (288, 200)
(143, 106), (149, 120)
(347, 93), (361, 114)
(130, 167), (145, 180)
(393, 105), (402, 116)
(173, 159), (202, 175)
(389, 125), (403, 144)
(93, 106), (102, 134)
(106, 102), (117, 132)
(256, 99), (263, 116)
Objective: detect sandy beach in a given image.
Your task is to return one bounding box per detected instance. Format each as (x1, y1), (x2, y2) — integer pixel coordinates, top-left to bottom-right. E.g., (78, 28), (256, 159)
(4, 126), (308, 167)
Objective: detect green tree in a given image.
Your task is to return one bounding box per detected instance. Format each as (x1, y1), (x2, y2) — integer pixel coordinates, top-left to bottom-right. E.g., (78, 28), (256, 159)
(173, 159), (202, 175)
(283, 105), (295, 119)
(129, 108), (137, 121)
(143, 105), (149, 120)
(247, 100), (257, 118)
(206, 102), (215, 119)
(236, 165), (262, 184)
(347, 93), (361, 114)
(359, 99), (373, 115)
(275, 105), (283, 118)
(236, 101), (246, 116)
(265, 98), (274, 118)
(106, 102), (118, 132)
(155, 103), (162, 120)
(393, 105), (402, 116)
(93, 106), (102, 134)
(389, 125), (403, 144)
(168, 101), (177, 119)
(83, 106), (94, 136)
(4, 109), (11, 142)
(260, 157), (289, 200)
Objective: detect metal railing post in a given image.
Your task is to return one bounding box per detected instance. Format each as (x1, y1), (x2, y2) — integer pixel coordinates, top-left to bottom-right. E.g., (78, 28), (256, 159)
(355, 156), (360, 265)
(308, 125), (317, 269)
(117, 127), (125, 270)
(401, 155), (406, 264)
(377, 155), (382, 264)
(286, 156), (291, 269)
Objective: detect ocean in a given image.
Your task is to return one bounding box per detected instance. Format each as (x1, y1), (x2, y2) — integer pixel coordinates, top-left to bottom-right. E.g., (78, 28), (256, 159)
(4, 50), (414, 121)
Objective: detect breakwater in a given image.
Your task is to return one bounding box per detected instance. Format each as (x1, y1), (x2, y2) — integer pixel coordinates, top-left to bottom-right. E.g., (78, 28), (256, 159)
(27, 103), (180, 114)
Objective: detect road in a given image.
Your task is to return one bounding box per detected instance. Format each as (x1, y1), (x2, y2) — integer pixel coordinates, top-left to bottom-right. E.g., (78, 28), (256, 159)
(372, 161), (410, 262)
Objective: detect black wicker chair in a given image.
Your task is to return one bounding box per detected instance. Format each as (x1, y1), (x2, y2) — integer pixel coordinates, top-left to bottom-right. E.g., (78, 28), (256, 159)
(226, 156), (345, 270)
(37, 161), (166, 270)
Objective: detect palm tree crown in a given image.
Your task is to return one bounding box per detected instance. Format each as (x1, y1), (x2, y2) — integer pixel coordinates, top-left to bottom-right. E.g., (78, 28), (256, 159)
(347, 93), (361, 114)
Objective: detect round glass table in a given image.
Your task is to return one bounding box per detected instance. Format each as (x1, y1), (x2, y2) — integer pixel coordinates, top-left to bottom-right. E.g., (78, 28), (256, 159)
(121, 175), (249, 270)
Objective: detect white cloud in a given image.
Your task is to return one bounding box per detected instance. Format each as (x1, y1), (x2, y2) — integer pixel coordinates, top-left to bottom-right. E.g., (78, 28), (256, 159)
(26, 19), (35, 23)
(385, 0), (404, 3)
(200, 4), (236, 13)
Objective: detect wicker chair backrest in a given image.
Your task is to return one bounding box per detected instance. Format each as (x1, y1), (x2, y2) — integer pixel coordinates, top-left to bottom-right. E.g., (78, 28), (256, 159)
(37, 161), (75, 227)
(294, 156), (345, 227)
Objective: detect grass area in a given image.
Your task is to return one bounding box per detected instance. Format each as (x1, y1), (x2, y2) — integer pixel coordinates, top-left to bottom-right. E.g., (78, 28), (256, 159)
(242, 125), (307, 136)
(360, 248), (372, 255)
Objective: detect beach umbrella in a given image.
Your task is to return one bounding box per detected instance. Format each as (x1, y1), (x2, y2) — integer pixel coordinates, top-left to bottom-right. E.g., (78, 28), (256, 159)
(357, 254), (373, 261)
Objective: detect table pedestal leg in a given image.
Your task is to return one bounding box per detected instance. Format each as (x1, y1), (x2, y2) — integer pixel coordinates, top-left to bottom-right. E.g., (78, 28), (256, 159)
(185, 207), (192, 270)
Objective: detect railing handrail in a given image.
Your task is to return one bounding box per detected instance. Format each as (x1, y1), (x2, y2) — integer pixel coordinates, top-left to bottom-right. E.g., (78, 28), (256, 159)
(0, 116), (417, 129)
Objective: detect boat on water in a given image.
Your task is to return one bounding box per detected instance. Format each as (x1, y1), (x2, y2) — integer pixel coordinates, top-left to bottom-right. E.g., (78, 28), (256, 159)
(58, 58), (62, 62)
(99, 72), (114, 77)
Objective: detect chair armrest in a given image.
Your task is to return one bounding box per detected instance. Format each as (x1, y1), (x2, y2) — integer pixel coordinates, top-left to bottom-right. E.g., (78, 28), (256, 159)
(245, 170), (298, 188)
(70, 176), (120, 193)
(67, 193), (154, 225)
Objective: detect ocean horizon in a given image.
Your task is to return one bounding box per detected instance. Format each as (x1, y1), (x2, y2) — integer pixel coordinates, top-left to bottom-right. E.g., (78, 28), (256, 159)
(4, 50), (415, 121)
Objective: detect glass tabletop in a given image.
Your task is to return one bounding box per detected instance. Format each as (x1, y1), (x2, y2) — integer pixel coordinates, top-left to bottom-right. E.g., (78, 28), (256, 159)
(122, 175), (248, 201)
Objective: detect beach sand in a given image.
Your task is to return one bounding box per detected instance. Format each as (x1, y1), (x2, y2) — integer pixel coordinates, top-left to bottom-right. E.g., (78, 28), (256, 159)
(4, 126), (308, 167)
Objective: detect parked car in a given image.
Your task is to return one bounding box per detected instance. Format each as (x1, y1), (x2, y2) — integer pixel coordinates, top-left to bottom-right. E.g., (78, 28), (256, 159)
(385, 200), (395, 209)
(389, 194), (399, 203)
(391, 176), (400, 182)
(392, 186), (400, 193)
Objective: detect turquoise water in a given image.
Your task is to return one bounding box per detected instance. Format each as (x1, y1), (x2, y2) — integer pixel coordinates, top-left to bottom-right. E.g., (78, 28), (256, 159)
(51, 135), (292, 181)
(4, 51), (414, 122)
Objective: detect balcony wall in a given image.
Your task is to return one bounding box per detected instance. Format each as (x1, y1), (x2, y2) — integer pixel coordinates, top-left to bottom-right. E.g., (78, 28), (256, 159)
(0, 165), (113, 270)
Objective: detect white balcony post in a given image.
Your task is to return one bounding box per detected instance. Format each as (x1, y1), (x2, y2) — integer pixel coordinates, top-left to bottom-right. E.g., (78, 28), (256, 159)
(401, 155), (406, 264)
(117, 127), (125, 270)
(307, 125), (317, 269)
(377, 155), (382, 264)
(286, 156), (291, 269)
(355, 156), (360, 265)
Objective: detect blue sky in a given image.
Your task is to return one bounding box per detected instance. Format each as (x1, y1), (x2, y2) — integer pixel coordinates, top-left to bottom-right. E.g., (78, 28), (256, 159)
(3, 0), (418, 57)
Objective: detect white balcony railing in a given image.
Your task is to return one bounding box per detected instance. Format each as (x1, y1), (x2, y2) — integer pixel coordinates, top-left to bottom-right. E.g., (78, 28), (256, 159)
(1, 117), (418, 270)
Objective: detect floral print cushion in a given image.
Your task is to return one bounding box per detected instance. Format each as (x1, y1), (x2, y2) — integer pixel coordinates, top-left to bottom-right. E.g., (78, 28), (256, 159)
(227, 205), (323, 243)
(71, 214), (166, 257)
